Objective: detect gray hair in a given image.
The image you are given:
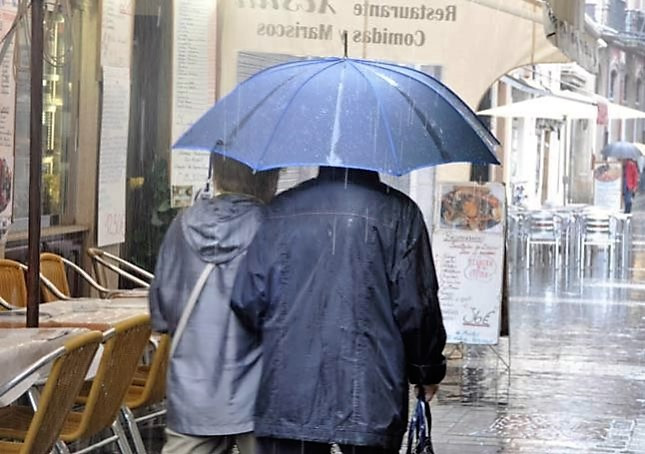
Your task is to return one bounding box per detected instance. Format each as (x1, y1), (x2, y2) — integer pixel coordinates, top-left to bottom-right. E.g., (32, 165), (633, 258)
(211, 155), (279, 203)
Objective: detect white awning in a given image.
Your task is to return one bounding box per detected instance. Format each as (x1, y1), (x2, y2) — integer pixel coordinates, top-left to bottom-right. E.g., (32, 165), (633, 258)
(477, 92), (645, 120)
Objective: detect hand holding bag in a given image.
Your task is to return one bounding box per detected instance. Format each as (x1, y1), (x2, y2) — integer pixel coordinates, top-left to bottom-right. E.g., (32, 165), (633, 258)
(406, 388), (436, 454)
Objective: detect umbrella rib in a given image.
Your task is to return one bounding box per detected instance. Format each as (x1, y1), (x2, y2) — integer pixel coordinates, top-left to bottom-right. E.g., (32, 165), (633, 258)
(356, 63), (450, 163)
(204, 60), (334, 152)
(359, 60), (499, 148)
(254, 59), (346, 168)
(218, 74), (301, 150)
(348, 61), (403, 173)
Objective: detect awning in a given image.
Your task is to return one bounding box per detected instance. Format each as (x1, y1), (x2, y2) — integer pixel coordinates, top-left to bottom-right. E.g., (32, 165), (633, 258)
(477, 91), (645, 120)
(543, 1), (600, 73)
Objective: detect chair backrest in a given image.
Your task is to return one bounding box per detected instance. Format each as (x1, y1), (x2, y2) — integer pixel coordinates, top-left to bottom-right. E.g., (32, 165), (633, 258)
(87, 248), (109, 288)
(40, 253), (72, 302)
(87, 248), (153, 289)
(0, 259), (27, 307)
(65, 314), (151, 441)
(127, 333), (170, 409)
(528, 212), (560, 239)
(583, 212), (612, 237)
(21, 331), (103, 454)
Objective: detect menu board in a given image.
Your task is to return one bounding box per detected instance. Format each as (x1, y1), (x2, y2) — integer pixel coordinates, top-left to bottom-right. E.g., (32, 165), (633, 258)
(100, 0), (134, 68)
(593, 162), (622, 212)
(97, 0), (132, 246)
(432, 182), (505, 345)
(97, 66), (131, 247)
(0, 3), (17, 230)
(170, 0), (217, 207)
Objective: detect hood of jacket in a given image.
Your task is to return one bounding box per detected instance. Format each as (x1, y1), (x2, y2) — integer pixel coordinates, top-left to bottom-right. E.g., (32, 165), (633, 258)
(180, 193), (265, 265)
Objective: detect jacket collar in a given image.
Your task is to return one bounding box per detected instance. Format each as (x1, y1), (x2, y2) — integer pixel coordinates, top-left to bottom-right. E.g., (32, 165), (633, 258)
(317, 167), (381, 185)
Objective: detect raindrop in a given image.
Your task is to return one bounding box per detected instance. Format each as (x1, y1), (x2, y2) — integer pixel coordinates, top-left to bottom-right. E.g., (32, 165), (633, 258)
(364, 208), (369, 242)
(332, 216), (337, 255)
(344, 168), (348, 188)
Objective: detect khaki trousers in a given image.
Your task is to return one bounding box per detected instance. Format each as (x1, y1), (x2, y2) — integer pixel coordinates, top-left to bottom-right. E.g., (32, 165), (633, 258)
(162, 428), (256, 454)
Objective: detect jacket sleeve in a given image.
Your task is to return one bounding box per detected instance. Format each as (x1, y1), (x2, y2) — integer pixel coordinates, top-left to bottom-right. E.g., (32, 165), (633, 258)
(148, 216), (181, 334)
(230, 232), (269, 335)
(391, 206), (447, 385)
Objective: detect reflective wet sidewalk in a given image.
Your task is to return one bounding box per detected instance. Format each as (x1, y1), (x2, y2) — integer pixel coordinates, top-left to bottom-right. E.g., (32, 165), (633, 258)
(427, 268), (645, 453)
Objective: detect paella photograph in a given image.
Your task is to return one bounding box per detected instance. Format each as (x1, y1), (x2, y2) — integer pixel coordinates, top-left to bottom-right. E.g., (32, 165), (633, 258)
(439, 183), (504, 232)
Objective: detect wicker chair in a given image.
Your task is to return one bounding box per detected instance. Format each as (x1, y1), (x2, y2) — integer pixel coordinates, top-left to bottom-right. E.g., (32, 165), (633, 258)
(0, 259), (28, 307)
(40, 252), (72, 302)
(87, 248), (153, 289)
(0, 330), (103, 454)
(39, 252), (118, 301)
(121, 333), (170, 453)
(0, 258), (71, 307)
(60, 314), (152, 453)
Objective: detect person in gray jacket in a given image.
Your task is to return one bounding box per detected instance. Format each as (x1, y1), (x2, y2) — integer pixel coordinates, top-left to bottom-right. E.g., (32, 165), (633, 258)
(149, 156), (279, 454)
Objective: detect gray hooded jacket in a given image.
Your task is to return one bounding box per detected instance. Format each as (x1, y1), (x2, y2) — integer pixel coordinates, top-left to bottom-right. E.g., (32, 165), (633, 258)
(149, 194), (264, 436)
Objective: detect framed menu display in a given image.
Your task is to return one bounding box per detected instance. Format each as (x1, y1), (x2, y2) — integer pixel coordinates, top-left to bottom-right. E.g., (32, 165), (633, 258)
(432, 182), (506, 345)
(592, 162), (622, 212)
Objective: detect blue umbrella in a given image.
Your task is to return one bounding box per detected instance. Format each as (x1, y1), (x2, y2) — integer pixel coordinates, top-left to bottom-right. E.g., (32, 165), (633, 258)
(174, 57), (499, 176)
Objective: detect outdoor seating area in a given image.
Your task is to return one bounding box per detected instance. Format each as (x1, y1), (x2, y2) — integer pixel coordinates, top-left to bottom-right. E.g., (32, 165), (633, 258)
(508, 205), (633, 277)
(0, 251), (165, 454)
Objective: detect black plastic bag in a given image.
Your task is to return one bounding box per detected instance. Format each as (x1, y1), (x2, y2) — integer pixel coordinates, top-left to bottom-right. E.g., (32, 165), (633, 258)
(406, 390), (436, 454)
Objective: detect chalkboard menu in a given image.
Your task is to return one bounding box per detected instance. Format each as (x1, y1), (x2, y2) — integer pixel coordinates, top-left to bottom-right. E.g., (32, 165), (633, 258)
(432, 182), (505, 345)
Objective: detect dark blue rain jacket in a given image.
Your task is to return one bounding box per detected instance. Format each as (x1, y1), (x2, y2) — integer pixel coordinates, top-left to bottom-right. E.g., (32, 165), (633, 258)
(231, 167), (446, 449)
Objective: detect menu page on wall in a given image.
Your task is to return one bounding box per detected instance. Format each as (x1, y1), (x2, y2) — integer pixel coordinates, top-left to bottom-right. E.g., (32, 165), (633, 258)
(97, 66), (131, 247)
(101, 0), (134, 68)
(0, 4), (17, 234)
(432, 182), (505, 345)
(170, 0), (217, 207)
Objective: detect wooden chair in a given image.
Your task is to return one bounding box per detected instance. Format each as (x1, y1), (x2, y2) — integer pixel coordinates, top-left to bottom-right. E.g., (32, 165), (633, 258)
(0, 330), (103, 454)
(121, 333), (170, 454)
(87, 248), (153, 289)
(61, 314), (152, 453)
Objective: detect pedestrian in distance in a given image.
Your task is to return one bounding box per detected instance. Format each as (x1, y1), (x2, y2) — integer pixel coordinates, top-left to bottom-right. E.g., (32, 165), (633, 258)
(623, 159), (639, 213)
(231, 166), (447, 454)
(149, 155), (280, 454)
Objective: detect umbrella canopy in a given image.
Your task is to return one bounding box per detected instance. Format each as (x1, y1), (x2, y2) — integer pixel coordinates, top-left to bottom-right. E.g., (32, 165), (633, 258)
(174, 58), (499, 176)
(601, 142), (643, 161)
(477, 92), (645, 120)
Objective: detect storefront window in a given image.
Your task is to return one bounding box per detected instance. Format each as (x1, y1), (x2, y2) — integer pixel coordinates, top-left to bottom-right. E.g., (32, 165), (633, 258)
(13, 3), (81, 228)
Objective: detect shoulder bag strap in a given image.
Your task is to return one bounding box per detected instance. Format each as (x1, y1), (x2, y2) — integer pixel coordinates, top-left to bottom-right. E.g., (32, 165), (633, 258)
(170, 263), (216, 357)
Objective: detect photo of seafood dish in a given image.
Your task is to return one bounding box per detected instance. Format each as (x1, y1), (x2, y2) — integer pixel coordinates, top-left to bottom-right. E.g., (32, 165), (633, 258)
(440, 185), (502, 231)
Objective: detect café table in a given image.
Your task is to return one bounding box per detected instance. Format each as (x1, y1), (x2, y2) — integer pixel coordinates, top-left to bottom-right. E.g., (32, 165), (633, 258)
(0, 298), (149, 331)
(0, 327), (89, 406)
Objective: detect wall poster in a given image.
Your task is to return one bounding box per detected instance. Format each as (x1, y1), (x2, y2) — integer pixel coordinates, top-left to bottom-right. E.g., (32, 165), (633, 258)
(432, 182), (506, 345)
(170, 0), (217, 207)
(97, 0), (133, 246)
(0, 2), (17, 242)
(97, 66), (131, 247)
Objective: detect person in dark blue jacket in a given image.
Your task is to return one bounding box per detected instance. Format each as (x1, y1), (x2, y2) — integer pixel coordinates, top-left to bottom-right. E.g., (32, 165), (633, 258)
(231, 166), (446, 454)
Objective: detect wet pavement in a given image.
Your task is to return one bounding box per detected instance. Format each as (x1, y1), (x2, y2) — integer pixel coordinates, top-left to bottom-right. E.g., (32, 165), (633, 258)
(428, 268), (645, 453)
